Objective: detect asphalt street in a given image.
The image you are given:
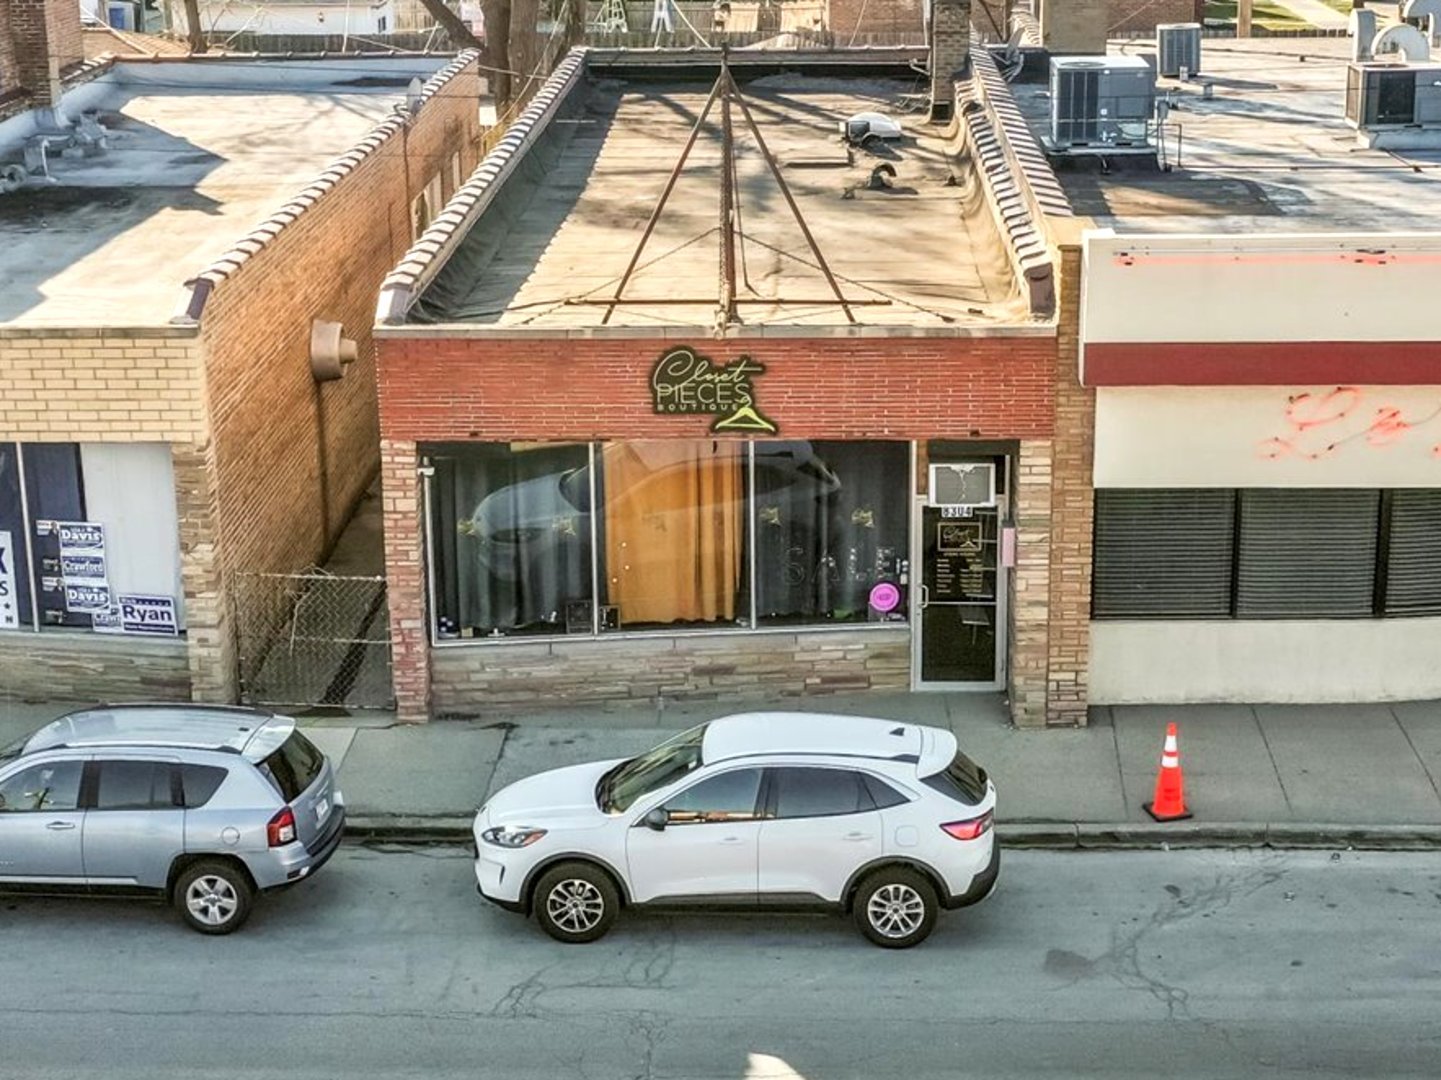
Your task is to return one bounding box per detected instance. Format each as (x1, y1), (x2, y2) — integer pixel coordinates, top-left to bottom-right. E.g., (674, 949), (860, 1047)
(4, 847), (1441, 1079)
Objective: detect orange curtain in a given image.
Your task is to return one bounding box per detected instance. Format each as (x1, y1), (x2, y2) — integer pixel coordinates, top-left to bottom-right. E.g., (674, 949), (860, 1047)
(603, 441), (744, 625)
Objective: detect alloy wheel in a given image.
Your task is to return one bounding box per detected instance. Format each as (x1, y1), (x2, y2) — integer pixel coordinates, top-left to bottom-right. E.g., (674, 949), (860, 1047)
(866, 882), (926, 939)
(546, 879), (605, 934)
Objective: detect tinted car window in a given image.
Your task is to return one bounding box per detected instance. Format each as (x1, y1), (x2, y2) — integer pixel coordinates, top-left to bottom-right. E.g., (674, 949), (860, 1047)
(0, 760), (83, 812)
(664, 768), (763, 824)
(921, 749), (988, 806)
(772, 767), (873, 819)
(180, 764), (229, 809)
(94, 761), (173, 811)
(861, 773), (909, 810)
(259, 732), (325, 802)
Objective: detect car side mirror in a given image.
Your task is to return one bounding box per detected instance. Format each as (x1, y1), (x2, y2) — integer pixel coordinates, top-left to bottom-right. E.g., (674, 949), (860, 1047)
(643, 807), (668, 832)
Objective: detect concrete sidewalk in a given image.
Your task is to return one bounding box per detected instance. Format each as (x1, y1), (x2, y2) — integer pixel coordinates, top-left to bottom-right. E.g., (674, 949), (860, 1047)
(4, 693), (1440, 848)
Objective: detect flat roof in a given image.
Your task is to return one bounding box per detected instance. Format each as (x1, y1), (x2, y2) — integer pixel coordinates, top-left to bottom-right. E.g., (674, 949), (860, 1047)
(0, 58), (448, 328)
(1011, 37), (1441, 233)
(409, 73), (1024, 329)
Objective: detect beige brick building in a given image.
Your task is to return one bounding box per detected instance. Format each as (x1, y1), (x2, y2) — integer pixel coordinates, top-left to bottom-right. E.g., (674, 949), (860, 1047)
(0, 0), (484, 704)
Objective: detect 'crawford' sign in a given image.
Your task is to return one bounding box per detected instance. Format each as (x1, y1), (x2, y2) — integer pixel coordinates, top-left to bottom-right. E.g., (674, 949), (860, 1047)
(650, 346), (778, 434)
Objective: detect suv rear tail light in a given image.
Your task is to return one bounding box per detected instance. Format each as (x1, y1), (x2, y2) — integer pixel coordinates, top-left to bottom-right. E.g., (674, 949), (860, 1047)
(941, 811), (993, 841)
(267, 806), (297, 847)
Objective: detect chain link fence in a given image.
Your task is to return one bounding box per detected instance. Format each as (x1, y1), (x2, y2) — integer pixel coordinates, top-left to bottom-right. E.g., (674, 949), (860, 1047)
(235, 571), (393, 711)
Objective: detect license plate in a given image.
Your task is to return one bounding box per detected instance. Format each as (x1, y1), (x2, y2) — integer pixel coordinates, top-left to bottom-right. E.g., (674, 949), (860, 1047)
(315, 797), (330, 823)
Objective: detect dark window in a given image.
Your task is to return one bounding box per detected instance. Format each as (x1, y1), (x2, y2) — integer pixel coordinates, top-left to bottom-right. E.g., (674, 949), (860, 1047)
(1384, 491), (1441, 616)
(771, 767), (873, 819)
(179, 764), (229, 809)
(0, 760), (83, 812)
(1093, 490), (1234, 618)
(860, 772), (909, 810)
(1236, 490), (1378, 618)
(664, 768), (763, 824)
(921, 749), (988, 806)
(94, 761), (173, 811)
(259, 732), (325, 802)
(755, 441), (909, 627)
(0, 443), (31, 630)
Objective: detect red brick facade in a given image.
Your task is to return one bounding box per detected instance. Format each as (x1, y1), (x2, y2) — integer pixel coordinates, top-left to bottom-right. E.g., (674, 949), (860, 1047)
(378, 334), (1058, 443)
(4, 0), (83, 107)
(376, 329), (1064, 722)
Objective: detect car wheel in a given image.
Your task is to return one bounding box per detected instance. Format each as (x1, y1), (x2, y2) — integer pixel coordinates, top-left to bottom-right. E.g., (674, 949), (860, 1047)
(174, 859), (254, 935)
(853, 867), (938, 949)
(533, 862), (619, 944)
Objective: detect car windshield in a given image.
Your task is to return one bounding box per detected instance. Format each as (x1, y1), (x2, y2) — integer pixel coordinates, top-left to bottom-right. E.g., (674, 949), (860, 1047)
(598, 724), (707, 813)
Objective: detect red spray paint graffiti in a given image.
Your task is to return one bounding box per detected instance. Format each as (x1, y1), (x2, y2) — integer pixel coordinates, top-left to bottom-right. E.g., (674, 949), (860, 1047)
(1259, 387), (1441, 461)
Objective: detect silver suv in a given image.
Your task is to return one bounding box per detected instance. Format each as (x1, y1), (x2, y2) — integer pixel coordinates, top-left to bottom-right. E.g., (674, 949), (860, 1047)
(0, 704), (345, 934)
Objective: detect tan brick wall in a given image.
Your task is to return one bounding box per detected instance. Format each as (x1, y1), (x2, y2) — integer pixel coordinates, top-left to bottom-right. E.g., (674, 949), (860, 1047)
(1009, 439), (1052, 727)
(0, 330), (205, 443)
(431, 629), (911, 714)
(380, 439), (429, 722)
(0, 632), (190, 703)
(173, 440), (235, 701)
(827, 0), (924, 37)
(198, 61), (483, 593)
(1045, 238), (1093, 726)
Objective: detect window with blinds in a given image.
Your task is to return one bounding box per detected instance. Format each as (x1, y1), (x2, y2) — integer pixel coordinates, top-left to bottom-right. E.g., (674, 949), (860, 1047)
(1093, 490), (1235, 618)
(1385, 490), (1441, 616)
(1235, 490), (1379, 619)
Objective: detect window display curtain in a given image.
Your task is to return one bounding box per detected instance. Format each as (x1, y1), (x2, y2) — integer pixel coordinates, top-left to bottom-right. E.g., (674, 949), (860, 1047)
(433, 444), (591, 634)
(601, 441), (744, 626)
(755, 441), (908, 623)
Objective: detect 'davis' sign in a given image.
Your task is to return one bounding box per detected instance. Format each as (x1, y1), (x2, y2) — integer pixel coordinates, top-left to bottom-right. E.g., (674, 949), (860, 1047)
(650, 346), (778, 434)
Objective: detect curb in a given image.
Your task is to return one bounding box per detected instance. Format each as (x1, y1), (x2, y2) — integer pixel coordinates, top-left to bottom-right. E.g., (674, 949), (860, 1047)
(346, 817), (1441, 851)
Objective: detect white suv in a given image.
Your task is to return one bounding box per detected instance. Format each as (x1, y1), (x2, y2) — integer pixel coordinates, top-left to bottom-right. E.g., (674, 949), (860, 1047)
(472, 713), (998, 948)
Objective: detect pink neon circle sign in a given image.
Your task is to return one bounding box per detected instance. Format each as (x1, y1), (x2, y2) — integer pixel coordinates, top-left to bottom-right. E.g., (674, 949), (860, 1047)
(869, 582), (901, 614)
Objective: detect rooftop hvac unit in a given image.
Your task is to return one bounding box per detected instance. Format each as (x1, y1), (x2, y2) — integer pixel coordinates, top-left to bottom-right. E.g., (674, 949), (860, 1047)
(1156, 22), (1202, 79)
(1344, 62), (1441, 129)
(929, 463), (997, 510)
(1048, 55), (1156, 150)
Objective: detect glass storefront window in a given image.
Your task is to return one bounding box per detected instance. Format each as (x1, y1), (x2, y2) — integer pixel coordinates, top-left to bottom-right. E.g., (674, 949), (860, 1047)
(754, 440), (909, 626)
(425, 439), (911, 640)
(598, 440), (748, 631)
(430, 443), (593, 638)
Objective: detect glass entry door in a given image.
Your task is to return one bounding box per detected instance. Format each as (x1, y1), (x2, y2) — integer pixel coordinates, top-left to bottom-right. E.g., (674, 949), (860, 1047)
(914, 504), (1004, 688)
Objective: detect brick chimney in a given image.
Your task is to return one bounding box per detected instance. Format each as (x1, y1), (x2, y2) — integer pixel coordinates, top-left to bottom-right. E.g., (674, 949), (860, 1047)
(929, 0), (971, 123)
(7, 0), (84, 109)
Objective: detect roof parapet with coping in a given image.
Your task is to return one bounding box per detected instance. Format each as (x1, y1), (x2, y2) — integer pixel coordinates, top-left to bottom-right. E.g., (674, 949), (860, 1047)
(169, 48), (480, 326)
(376, 47), (589, 325)
(957, 45), (1070, 317)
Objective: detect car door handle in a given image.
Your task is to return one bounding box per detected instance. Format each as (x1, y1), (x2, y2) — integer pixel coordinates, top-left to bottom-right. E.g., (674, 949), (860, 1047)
(843, 832), (872, 842)
(719, 836), (744, 845)
(46, 821), (77, 831)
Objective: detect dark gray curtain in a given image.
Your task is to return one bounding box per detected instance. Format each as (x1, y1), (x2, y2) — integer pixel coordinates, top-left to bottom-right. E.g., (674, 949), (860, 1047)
(429, 443), (592, 636)
(755, 441), (908, 624)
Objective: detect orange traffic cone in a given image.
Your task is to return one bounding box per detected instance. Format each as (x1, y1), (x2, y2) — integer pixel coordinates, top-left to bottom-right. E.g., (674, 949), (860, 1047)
(1144, 722), (1192, 822)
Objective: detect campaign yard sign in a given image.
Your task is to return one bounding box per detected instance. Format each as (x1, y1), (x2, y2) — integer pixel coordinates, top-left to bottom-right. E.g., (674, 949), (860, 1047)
(64, 581), (112, 613)
(118, 594), (178, 637)
(0, 530), (18, 630)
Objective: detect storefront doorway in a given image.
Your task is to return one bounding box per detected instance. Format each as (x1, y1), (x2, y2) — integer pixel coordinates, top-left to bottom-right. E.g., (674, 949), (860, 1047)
(912, 492), (1006, 690)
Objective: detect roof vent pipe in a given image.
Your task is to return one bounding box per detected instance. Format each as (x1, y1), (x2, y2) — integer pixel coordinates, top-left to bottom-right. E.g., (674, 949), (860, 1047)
(1350, 8), (1378, 61)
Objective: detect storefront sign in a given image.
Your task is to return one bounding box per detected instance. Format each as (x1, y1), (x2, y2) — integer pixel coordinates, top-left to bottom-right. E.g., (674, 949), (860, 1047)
(0, 530), (18, 630)
(650, 346), (778, 434)
(868, 582), (901, 615)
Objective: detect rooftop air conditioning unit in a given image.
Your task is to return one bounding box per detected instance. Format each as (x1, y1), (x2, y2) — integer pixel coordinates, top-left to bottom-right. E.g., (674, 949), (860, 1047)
(1344, 61), (1441, 129)
(1156, 22), (1202, 79)
(1048, 55), (1156, 149)
(929, 463), (997, 510)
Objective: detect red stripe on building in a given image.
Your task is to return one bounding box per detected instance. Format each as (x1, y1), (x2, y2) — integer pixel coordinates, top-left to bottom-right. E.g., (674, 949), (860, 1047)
(1083, 341), (1441, 387)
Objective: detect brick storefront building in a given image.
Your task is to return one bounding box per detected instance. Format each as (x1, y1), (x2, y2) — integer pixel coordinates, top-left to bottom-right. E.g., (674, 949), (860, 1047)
(375, 30), (1093, 727)
(0, 0), (485, 702)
